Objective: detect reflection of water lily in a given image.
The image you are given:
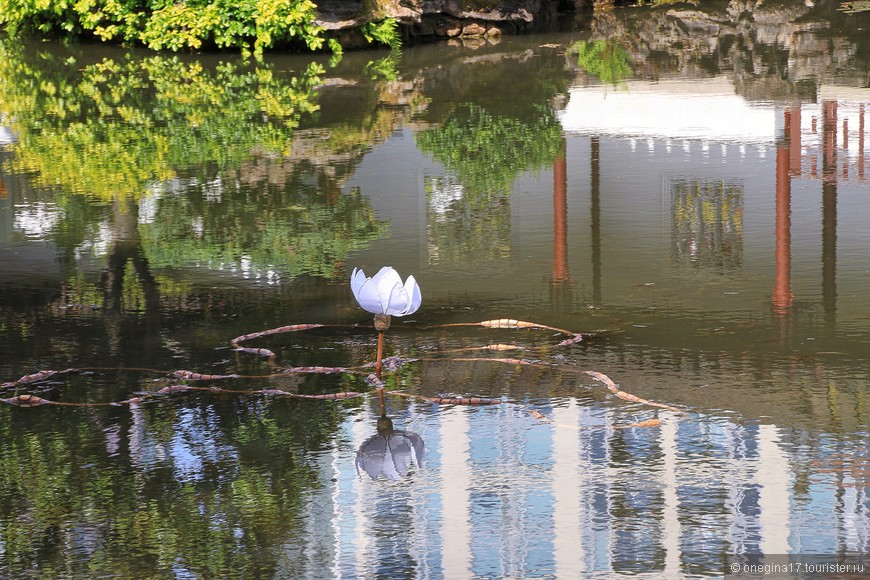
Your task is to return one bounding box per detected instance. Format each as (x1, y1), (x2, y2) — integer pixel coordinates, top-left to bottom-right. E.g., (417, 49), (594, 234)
(351, 266), (421, 317)
(356, 416), (424, 481)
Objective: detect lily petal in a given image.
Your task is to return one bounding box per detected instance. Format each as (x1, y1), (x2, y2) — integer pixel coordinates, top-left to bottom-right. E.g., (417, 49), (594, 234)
(384, 282), (410, 316)
(403, 275), (422, 316)
(388, 436), (414, 477)
(405, 430), (424, 466)
(356, 434), (388, 480)
(350, 268), (367, 299)
(373, 267), (402, 301)
(380, 442), (402, 480)
(355, 278), (385, 315)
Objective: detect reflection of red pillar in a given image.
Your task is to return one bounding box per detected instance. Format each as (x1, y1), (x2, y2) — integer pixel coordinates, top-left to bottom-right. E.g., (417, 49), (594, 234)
(860, 104), (865, 180)
(822, 101), (838, 330)
(843, 118), (849, 178)
(773, 126), (792, 314)
(789, 106), (802, 177)
(823, 101), (838, 179)
(553, 140), (568, 283)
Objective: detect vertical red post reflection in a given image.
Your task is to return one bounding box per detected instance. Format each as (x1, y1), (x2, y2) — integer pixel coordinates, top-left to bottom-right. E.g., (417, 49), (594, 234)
(590, 137), (601, 305)
(773, 109), (793, 315)
(823, 101), (839, 178)
(843, 118), (849, 179)
(553, 139), (568, 284)
(789, 105), (802, 177)
(859, 104), (865, 180)
(822, 101), (838, 330)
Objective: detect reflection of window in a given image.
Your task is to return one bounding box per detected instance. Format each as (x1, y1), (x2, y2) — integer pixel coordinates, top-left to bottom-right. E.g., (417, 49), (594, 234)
(670, 177), (743, 272)
(425, 175), (511, 265)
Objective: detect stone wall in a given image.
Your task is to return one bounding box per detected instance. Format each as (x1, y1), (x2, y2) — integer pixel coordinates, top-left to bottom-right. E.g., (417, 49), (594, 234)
(315, 0), (584, 43)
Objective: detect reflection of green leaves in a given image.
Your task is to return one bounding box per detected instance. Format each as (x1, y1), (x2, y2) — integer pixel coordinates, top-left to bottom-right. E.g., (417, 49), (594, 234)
(140, 182), (388, 280)
(363, 51), (401, 81)
(0, 43), (322, 200)
(570, 40), (633, 86)
(416, 103), (563, 198)
(417, 104), (562, 262)
(0, 398), (341, 577)
(424, 175), (511, 263)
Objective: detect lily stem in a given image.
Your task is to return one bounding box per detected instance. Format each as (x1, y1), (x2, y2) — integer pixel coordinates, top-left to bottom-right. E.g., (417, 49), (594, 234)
(377, 386), (386, 416)
(375, 329), (385, 379)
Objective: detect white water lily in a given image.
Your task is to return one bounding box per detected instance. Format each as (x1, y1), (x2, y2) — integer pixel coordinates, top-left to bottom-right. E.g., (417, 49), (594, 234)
(356, 418), (424, 481)
(350, 266), (422, 317)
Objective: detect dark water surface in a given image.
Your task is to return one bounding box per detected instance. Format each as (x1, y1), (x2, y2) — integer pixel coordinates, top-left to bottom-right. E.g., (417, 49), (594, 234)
(2, 2), (870, 577)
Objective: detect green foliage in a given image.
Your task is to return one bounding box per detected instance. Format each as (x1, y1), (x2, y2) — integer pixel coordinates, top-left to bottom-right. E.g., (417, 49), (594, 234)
(0, 43), (389, 282)
(0, 42), (323, 199)
(363, 51), (400, 81)
(416, 103), (564, 198)
(569, 39), (633, 86)
(360, 17), (400, 50)
(416, 102), (563, 262)
(0, 0), (329, 54)
(0, 398), (342, 577)
(138, 180), (389, 280)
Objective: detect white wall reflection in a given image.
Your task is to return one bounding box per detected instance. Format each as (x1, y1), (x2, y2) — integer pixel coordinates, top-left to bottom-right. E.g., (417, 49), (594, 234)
(290, 400), (869, 577)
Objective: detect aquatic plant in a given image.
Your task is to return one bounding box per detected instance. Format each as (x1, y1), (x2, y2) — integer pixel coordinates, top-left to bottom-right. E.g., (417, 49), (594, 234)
(350, 266), (422, 318)
(351, 266), (422, 378)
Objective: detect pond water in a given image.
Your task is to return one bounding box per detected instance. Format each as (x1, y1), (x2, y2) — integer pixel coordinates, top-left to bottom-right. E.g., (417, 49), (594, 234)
(2, 2), (870, 578)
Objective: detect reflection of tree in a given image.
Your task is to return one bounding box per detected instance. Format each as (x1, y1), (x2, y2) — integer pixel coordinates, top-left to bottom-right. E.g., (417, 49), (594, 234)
(0, 397), (343, 577)
(671, 178), (744, 272)
(570, 40), (633, 86)
(424, 175), (511, 264)
(101, 197), (162, 353)
(417, 103), (563, 197)
(416, 103), (561, 263)
(139, 173), (388, 280)
(0, 43), (323, 199)
(0, 43), (390, 284)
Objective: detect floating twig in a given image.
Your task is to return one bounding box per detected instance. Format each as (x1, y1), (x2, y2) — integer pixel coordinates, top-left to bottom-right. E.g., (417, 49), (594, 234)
(437, 318), (577, 337)
(0, 319), (687, 419)
(1, 368), (79, 389)
(172, 370), (240, 380)
(585, 370), (683, 413)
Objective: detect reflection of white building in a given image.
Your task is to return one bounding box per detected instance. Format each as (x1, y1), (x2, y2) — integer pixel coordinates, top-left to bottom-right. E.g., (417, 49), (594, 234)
(557, 78), (869, 188)
(558, 77), (780, 145)
(290, 400), (870, 577)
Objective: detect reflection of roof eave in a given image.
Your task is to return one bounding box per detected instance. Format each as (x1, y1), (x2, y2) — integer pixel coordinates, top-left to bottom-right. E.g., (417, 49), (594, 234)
(818, 85), (870, 103)
(558, 76), (779, 145)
